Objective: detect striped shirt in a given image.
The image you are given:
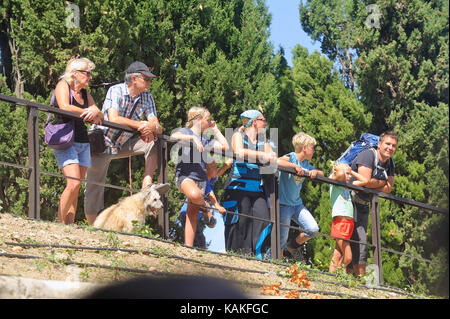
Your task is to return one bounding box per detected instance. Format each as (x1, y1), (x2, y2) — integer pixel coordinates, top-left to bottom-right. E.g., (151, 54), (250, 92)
(92, 82), (157, 154)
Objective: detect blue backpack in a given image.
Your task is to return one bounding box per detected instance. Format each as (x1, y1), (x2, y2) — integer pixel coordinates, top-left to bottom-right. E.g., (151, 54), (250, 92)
(336, 133), (380, 165)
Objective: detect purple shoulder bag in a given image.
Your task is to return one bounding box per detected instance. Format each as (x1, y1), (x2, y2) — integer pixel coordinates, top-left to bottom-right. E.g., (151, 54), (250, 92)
(44, 89), (75, 150)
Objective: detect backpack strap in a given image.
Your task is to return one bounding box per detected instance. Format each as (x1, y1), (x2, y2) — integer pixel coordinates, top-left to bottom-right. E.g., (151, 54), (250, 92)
(109, 97), (140, 145)
(370, 147), (391, 180)
(370, 147), (379, 167)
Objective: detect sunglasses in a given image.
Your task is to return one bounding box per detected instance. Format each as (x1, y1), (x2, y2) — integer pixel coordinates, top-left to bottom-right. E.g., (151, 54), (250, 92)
(138, 75), (152, 82)
(256, 118), (266, 122)
(77, 70), (92, 77)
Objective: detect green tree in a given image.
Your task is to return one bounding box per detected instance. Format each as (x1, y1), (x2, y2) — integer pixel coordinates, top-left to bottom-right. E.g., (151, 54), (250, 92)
(273, 45), (371, 165)
(0, 0), (280, 241)
(299, 0), (449, 296)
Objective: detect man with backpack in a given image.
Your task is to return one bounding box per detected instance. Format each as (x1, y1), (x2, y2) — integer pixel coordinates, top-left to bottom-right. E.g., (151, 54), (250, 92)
(348, 131), (398, 277)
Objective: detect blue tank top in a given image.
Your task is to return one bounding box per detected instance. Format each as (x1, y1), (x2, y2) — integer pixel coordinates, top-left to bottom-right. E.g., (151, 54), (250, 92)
(227, 132), (265, 192)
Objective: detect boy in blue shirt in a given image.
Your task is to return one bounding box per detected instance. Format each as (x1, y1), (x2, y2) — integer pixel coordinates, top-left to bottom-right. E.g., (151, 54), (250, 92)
(278, 132), (324, 260)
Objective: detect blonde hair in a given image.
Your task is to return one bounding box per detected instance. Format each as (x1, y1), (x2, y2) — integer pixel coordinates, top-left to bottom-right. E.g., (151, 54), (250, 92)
(292, 132), (316, 153)
(330, 162), (350, 179)
(60, 57), (95, 85)
(238, 118), (251, 132)
(186, 106), (209, 128)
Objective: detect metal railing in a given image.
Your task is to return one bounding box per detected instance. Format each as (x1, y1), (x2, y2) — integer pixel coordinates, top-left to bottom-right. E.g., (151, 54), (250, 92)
(0, 93), (448, 286)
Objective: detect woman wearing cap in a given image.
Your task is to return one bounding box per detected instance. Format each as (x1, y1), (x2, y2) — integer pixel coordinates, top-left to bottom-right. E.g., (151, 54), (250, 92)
(52, 57), (103, 225)
(222, 110), (277, 259)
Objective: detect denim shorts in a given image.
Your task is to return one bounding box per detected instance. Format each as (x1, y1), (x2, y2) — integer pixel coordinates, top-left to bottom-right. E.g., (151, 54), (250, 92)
(53, 142), (91, 169)
(279, 203), (319, 251)
(175, 176), (206, 194)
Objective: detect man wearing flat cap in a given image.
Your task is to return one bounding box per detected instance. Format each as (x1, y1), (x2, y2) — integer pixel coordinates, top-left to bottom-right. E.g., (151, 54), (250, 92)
(84, 61), (168, 225)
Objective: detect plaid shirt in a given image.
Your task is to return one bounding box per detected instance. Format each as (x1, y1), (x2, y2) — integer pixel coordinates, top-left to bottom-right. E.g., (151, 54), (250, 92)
(93, 82), (157, 154)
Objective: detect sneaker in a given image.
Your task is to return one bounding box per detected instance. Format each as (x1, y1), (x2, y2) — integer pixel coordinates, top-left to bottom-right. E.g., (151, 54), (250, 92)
(285, 244), (304, 262)
(300, 243), (311, 264)
(203, 215), (217, 228)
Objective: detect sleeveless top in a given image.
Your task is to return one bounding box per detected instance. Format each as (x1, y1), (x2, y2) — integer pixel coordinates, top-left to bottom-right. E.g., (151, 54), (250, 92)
(53, 83), (89, 143)
(225, 131), (266, 193)
(174, 127), (216, 182)
(330, 185), (354, 218)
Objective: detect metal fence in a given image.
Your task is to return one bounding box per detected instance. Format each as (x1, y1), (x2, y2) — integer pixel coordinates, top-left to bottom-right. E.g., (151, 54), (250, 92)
(0, 93), (448, 285)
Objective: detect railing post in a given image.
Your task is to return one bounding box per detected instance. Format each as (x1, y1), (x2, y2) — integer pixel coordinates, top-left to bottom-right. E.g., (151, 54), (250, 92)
(269, 174), (280, 260)
(27, 106), (40, 219)
(371, 194), (383, 284)
(157, 138), (169, 239)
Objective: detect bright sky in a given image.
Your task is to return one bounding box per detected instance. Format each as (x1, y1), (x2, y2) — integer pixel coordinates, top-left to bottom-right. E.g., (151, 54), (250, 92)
(266, 0), (321, 67)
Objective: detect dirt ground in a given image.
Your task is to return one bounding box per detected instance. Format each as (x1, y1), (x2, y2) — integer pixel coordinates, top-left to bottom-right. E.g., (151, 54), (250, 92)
(0, 212), (418, 299)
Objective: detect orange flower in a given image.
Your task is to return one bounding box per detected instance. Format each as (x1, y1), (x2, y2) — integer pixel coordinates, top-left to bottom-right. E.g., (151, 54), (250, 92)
(285, 289), (300, 299)
(261, 282), (282, 296)
(286, 264), (299, 276)
(288, 268), (311, 288)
